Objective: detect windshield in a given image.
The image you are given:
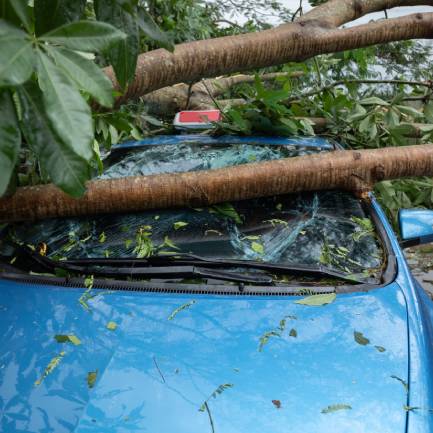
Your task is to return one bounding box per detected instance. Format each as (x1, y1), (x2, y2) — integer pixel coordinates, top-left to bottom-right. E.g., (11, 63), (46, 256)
(0, 140), (384, 283)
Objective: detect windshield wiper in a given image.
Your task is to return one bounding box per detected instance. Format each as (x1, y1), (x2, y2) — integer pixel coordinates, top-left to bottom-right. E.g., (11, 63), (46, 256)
(10, 246), (272, 285)
(64, 252), (364, 284)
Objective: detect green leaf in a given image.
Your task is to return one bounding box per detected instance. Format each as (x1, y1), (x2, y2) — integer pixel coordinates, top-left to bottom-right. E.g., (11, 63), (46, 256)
(321, 404), (352, 414)
(396, 105), (423, 119)
(94, 0), (139, 88)
(0, 20), (34, 86)
(211, 203), (242, 224)
(346, 104), (367, 123)
(35, 0), (86, 35)
(36, 50), (94, 162)
(34, 351), (66, 386)
(294, 293), (336, 306)
(106, 321), (117, 331)
(17, 82), (91, 197)
(390, 375), (409, 392)
(160, 235), (179, 250)
(5, 0), (32, 32)
(354, 331), (370, 345)
(251, 241), (264, 254)
(41, 20), (126, 53)
(0, 90), (20, 196)
(47, 47), (114, 107)
(136, 7), (174, 52)
(87, 370), (98, 388)
(199, 384), (233, 412)
(425, 101), (433, 123)
(173, 221), (188, 230)
(54, 334), (81, 345)
(359, 97), (389, 106)
(168, 300), (196, 321)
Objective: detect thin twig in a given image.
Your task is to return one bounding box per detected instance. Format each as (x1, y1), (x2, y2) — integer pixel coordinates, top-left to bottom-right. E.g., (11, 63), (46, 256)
(153, 356), (166, 383)
(185, 82), (195, 110)
(204, 402), (216, 433)
(286, 79), (433, 102)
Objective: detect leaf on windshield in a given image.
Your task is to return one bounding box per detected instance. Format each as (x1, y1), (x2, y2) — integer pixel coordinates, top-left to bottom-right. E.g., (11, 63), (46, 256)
(210, 203), (242, 224)
(251, 241), (264, 254)
(159, 235), (180, 251)
(240, 235), (260, 240)
(173, 221), (188, 230)
(205, 229), (223, 236)
(294, 293), (336, 306)
(391, 375), (409, 393)
(354, 331), (370, 346)
(199, 383), (234, 412)
(99, 232), (106, 243)
(168, 300), (196, 321)
(34, 351), (66, 386)
(264, 218), (288, 227)
(106, 321), (117, 331)
(87, 370), (98, 389)
(54, 334), (81, 345)
(321, 404), (352, 414)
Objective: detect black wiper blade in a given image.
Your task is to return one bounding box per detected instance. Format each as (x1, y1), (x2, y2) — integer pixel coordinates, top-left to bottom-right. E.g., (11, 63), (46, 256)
(15, 247), (271, 284)
(65, 253), (364, 284)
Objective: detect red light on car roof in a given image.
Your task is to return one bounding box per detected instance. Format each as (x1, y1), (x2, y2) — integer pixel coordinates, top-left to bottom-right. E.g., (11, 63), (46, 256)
(178, 110), (221, 123)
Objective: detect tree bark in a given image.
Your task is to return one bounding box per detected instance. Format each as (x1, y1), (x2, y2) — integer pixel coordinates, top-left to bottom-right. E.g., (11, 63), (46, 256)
(2, 144), (433, 223)
(103, 0), (433, 106)
(141, 72), (302, 116)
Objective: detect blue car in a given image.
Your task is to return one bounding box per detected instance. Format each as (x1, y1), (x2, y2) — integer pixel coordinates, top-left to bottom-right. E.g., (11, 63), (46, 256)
(1, 135), (433, 433)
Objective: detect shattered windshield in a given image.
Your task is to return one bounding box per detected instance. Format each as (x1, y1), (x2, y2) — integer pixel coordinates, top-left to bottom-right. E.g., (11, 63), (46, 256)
(0, 140), (384, 283)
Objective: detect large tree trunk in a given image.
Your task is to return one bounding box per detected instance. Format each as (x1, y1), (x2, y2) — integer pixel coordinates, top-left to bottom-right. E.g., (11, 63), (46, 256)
(105, 0), (433, 105)
(2, 144), (433, 223)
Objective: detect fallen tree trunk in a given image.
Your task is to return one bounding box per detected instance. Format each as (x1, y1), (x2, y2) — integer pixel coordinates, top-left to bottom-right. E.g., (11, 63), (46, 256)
(105, 0), (433, 106)
(2, 144), (433, 223)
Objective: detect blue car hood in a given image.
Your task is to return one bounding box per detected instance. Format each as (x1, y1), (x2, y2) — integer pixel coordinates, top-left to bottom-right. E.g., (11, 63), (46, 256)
(0, 280), (409, 433)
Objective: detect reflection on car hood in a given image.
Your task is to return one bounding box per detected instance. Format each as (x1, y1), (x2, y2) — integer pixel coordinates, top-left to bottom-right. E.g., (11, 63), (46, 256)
(0, 280), (408, 433)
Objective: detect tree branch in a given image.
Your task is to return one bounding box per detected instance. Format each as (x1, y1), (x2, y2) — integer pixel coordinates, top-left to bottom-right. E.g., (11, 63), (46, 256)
(106, 12), (433, 106)
(300, 0), (433, 27)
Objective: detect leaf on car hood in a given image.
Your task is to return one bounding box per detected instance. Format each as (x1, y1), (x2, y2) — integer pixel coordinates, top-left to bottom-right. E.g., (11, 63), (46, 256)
(321, 404), (352, 414)
(54, 334), (81, 345)
(354, 331), (370, 346)
(168, 300), (196, 321)
(87, 370), (98, 389)
(106, 321), (117, 331)
(199, 383), (234, 412)
(34, 351), (66, 386)
(294, 293), (336, 306)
